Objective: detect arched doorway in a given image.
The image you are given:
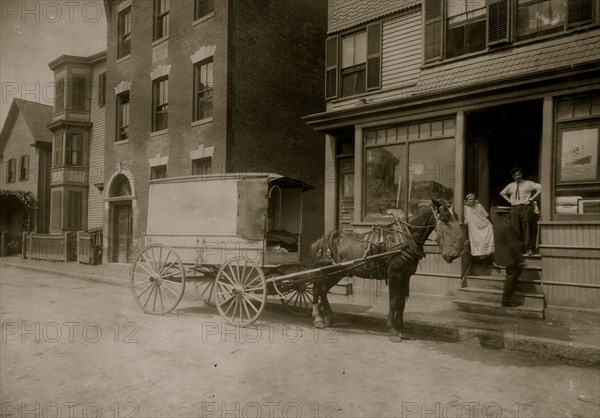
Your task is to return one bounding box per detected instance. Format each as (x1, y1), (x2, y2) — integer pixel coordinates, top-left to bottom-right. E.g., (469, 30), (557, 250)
(108, 174), (133, 262)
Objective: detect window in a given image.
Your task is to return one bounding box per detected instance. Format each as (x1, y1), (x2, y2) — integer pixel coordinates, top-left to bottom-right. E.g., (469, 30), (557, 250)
(116, 91), (130, 141)
(364, 119), (456, 219)
(194, 59), (213, 121)
(55, 79), (65, 112)
(195, 0), (214, 20)
(65, 133), (83, 166)
(98, 73), (106, 107)
(153, 77), (168, 132)
(6, 158), (16, 183)
(118, 6), (131, 58)
(445, 0), (487, 58)
(554, 94), (600, 219)
(19, 155), (29, 181)
(517, 0), (566, 40)
(67, 192), (83, 228)
(53, 135), (63, 167)
(51, 191), (62, 228)
(192, 158), (211, 176)
(154, 0), (169, 41)
(325, 22), (381, 99)
(425, 0), (598, 61)
(151, 165), (167, 180)
(71, 77), (86, 110)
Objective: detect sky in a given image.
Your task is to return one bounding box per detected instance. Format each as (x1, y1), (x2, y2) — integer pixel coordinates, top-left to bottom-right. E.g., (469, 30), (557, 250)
(0, 0), (107, 129)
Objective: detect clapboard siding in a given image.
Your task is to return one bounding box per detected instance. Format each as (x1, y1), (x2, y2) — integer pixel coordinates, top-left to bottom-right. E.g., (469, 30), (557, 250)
(381, 9), (422, 90)
(539, 223), (600, 308)
(87, 62), (106, 229)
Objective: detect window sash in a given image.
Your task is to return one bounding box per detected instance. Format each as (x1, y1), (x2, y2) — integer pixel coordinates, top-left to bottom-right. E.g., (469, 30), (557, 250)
(118, 7), (131, 58)
(153, 78), (169, 131)
(151, 165), (167, 180)
(194, 60), (214, 121)
(65, 133), (83, 166)
(54, 136), (63, 167)
(117, 92), (130, 141)
(67, 192), (83, 228)
(71, 77), (86, 110)
(192, 158), (211, 176)
(516, 0), (566, 40)
(19, 155), (29, 181)
(195, 0), (215, 20)
(154, 0), (169, 40)
(98, 73), (106, 107)
(341, 32), (366, 69)
(51, 191), (62, 228)
(55, 79), (65, 112)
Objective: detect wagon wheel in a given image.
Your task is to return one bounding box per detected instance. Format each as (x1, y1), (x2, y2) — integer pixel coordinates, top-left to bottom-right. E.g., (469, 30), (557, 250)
(130, 244), (185, 315)
(280, 280), (314, 316)
(194, 280), (216, 306)
(215, 257), (266, 326)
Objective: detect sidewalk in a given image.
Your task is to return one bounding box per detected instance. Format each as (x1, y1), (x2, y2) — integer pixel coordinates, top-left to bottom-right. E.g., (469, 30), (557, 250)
(2, 255), (599, 366)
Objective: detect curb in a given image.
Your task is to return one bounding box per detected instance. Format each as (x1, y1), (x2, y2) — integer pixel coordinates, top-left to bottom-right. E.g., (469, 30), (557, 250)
(1, 262), (127, 287)
(3, 261), (599, 366)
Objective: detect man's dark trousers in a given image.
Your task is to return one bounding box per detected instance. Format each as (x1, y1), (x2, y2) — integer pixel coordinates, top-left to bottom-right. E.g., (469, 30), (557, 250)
(502, 265), (523, 305)
(510, 204), (534, 251)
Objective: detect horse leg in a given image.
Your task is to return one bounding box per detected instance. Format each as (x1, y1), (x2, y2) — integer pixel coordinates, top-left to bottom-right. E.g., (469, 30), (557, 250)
(311, 277), (325, 329)
(387, 273), (403, 342)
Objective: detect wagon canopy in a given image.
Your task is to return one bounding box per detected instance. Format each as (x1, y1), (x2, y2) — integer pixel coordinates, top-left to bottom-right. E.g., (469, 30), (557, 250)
(146, 173), (313, 240)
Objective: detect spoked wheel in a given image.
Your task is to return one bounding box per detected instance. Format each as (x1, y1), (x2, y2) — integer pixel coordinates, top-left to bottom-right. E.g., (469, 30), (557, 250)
(130, 244), (185, 315)
(215, 257), (266, 326)
(194, 279), (216, 306)
(280, 280), (314, 316)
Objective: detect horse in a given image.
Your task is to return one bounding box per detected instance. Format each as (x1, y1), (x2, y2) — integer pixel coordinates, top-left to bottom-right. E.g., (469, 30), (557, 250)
(310, 199), (465, 342)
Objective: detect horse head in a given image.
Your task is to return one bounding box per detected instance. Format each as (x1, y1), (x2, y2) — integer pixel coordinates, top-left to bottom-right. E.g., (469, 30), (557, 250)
(431, 199), (465, 263)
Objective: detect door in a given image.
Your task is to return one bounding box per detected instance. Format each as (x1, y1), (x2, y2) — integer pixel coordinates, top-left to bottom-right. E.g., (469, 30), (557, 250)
(337, 157), (354, 231)
(111, 203), (132, 262)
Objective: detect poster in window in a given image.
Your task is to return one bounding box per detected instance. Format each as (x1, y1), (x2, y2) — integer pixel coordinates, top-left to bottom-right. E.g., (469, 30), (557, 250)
(577, 198), (600, 214)
(558, 128), (599, 182)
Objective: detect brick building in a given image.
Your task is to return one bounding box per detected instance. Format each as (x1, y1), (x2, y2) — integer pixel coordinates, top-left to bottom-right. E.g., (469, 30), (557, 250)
(305, 0), (600, 313)
(102, 0), (327, 263)
(0, 99), (53, 235)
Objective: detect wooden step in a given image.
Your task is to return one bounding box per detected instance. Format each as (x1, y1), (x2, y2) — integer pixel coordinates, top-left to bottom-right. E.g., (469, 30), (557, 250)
(470, 264), (542, 281)
(465, 275), (543, 293)
(456, 286), (545, 309)
(453, 299), (545, 319)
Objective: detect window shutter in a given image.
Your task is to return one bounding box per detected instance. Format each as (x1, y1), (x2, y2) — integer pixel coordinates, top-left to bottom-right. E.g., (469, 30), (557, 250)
(366, 22), (382, 91)
(24, 155), (29, 180)
(325, 37), (338, 100)
(98, 73), (106, 107)
(424, 0), (442, 61)
(488, 0), (511, 46)
(569, 0), (593, 25)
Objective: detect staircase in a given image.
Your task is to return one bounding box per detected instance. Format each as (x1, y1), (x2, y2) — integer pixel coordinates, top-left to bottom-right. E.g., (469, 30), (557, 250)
(453, 255), (545, 319)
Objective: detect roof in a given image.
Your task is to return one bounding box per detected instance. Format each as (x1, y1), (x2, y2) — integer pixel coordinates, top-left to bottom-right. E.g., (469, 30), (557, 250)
(328, 0), (421, 34)
(415, 31), (600, 94)
(0, 99), (53, 155)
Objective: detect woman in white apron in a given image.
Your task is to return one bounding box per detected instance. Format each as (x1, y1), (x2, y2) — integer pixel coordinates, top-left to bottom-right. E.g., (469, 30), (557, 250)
(464, 193), (495, 257)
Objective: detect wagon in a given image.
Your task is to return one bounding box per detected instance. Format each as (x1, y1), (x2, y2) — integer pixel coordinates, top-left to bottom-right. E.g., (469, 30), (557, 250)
(130, 173), (318, 326)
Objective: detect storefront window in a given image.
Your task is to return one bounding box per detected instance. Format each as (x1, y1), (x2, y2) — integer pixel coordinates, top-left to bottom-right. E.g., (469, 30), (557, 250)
(364, 118), (456, 219)
(554, 94), (600, 219)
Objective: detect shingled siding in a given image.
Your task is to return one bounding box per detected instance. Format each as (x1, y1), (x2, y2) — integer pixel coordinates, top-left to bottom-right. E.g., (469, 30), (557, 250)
(416, 29), (600, 95)
(88, 61), (106, 229)
(1, 113), (39, 196)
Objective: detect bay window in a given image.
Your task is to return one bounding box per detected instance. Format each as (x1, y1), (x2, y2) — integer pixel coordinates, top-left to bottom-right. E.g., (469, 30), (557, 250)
(65, 133), (83, 166)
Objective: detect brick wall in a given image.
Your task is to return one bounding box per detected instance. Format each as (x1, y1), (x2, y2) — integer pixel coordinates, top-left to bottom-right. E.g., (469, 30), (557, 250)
(230, 0), (328, 258)
(104, 0), (326, 260)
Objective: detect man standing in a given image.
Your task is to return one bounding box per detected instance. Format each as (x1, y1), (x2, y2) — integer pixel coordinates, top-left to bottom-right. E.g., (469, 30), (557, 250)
(500, 167), (541, 256)
(492, 213), (524, 307)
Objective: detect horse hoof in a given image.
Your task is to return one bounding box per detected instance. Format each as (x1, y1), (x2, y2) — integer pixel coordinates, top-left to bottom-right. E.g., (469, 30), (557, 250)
(388, 334), (403, 343)
(314, 321), (326, 329)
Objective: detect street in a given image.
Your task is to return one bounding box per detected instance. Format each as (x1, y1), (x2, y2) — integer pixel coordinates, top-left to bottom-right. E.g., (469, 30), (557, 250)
(1, 267), (599, 418)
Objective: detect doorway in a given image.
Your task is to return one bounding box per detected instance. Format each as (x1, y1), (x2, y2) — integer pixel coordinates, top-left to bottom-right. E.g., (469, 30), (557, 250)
(337, 156), (354, 231)
(110, 203), (132, 263)
(465, 100), (543, 212)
